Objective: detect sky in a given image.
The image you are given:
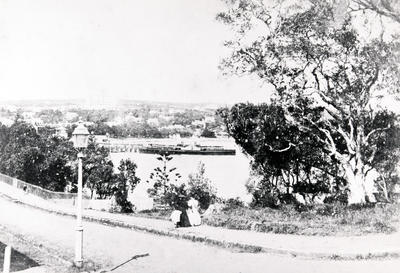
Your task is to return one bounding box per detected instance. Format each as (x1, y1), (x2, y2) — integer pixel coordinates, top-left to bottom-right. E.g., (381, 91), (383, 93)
(0, 0), (269, 105)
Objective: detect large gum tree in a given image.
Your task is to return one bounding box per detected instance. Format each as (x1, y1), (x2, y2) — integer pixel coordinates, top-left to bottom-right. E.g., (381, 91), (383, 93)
(218, 0), (400, 203)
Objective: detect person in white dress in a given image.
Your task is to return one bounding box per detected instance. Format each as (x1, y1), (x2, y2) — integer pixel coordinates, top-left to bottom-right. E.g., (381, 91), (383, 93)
(186, 198), (201, 226)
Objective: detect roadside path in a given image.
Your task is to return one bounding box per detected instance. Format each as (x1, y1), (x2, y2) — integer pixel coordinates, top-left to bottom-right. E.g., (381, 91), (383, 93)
(2, 182), (400, 260)
(1, 195), (400, 273)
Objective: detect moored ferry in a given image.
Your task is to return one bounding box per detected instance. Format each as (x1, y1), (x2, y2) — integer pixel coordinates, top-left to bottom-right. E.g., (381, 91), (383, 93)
(138, 143), (236, 155)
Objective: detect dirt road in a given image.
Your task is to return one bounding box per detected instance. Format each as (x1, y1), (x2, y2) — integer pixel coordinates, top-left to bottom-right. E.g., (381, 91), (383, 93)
(0, 196), (399, 273)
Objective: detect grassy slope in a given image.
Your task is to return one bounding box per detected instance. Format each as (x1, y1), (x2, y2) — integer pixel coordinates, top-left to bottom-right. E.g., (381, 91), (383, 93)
(136, 203), (400, 236)
(202, 204), (400, 236)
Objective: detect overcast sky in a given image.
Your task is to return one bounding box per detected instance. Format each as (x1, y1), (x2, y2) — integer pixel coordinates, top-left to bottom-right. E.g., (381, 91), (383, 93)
(0, 0), (269, 104)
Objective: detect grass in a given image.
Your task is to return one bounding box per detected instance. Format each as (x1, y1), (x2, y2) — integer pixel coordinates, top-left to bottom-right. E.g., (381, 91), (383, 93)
(0, 241), (39, 272)
(134, 203), (400, 236)
(201, 203), (400, 236)
(134, 208), (174, 220)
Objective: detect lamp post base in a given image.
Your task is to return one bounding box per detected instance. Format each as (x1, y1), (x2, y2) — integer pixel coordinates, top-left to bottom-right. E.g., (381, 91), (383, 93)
(73, 261), (83, 268)
(74, 226), (83, 268)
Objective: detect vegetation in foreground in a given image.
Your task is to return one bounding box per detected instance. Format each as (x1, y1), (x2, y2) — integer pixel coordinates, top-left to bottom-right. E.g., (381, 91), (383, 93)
(217, 0), (400, 206)
(0, 120), (141, 212)
(203, 202), (400, 236)
(136, 201), (400, 236)
(142, 150), (400, 236)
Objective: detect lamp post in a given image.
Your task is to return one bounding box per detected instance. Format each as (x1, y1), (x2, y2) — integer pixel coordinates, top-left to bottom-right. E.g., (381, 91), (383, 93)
(71, 121), (90, 268)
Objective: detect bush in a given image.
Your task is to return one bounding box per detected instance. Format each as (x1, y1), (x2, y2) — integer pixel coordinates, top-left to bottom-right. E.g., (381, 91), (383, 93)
(113, 159), (141, 213)
(187, 162), (217, 210)
(324, 192), (348, 205)
(113, 193), (134, 213)
(223, 197), (244, 210)
(161, 183), (190, 211)
(250, 190), (280, 208)
(147, 153), (182, 202)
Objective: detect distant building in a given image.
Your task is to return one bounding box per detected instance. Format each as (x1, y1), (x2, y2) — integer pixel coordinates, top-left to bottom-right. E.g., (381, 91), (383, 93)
(161, 124), (185, 130)
(204, 116), (215, 123)
(147, 118), (159, 126)
(26, 118), (44, 127)
(159, 115), (173, 122)
(93, 134), (110, 145)
(168, 108), (183, 114)
(55, 126), (68, 138)
(65, 112), (79, 121)
(22, 112), (35, 120)
(124, 115), (143, 124)
(192, 120), (205, 127)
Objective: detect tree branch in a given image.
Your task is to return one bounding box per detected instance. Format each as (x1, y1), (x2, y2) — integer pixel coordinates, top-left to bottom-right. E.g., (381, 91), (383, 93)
(352, 0), (400, 23)
(265, 142), (295, 152)
(365, 125), (391, 142)
(338, 125), (356, 154)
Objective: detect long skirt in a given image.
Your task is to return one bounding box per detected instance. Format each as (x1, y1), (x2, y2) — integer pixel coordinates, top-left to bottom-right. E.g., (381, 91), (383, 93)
(178, 210), (191, 227)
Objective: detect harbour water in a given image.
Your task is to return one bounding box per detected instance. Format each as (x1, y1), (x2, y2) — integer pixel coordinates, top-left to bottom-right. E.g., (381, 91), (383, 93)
(110, 138), (252, 200)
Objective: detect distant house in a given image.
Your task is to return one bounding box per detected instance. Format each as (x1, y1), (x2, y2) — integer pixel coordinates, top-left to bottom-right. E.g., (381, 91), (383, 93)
(168, 108), (183, 114)
(161, 124), (185, 130)
(204, 116), (215, 123)
(125, 115), (143, 124)
(26, 118), (44, 129)
(192, 120), (205, 127)
(93, 134), (110, 145)
(65, 112), (79, 122)
(147, 118), (159, 126)
(55, 126), (68, 138)
(159, 115), (173, 122)
(22, 112), (35, 120)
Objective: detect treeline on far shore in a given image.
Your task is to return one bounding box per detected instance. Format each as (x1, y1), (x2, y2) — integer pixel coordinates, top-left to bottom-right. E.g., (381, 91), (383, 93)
(0, 107), (226, 139)
(66, 121), (220, 139)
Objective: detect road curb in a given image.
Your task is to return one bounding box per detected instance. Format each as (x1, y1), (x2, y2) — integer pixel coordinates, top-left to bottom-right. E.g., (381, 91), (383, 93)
(3, 195), (400, 261)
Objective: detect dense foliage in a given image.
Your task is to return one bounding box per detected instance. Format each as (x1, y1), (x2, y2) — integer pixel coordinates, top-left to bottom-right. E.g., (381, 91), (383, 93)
(113, 159), (141, 212)
(78, 136), (115, 198)
(147, 153), (182, 200)
(187, 162), (218, 210)
(218, 0), (400, 204)
(0, 120), (140, 212)
(147, 154), (217, 210)
(73, 136), (141, 212)
(218, 102), (344, 206)
(0, 120), (75, 191)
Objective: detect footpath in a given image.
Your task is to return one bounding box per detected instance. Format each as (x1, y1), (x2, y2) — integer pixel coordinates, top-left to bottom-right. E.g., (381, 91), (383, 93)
(1, 182), (400, 261)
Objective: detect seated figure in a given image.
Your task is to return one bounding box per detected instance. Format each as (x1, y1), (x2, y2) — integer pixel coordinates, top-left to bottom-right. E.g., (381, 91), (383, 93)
(186, 198), (201, 226)
(170, 198), (201, 227)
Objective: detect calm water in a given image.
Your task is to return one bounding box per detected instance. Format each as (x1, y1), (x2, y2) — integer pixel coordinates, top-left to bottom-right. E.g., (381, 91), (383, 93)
(110, 138), (252, 199)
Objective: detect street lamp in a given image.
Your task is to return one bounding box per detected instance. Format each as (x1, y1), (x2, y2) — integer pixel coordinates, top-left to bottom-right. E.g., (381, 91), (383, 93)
(72, 121), (90, 268)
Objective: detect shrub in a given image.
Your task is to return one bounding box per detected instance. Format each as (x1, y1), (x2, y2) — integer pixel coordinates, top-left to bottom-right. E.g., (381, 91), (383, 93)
(113, 159), (141, 213)
(114, 193), (134, 213)
(223, 197), (244, 210)
(187, 162), (217, 210)
(250, 190), (280, 208)
(147, 153), (181, 202)
(324, 192), (348, 204)
(161, 183), (190, 211)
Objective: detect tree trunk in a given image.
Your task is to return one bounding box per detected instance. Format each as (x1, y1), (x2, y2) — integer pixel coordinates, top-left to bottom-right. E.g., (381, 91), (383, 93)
(347, 172), (367, 204)
(342, 125), (371, 204)
(344, 162), (368, 204)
